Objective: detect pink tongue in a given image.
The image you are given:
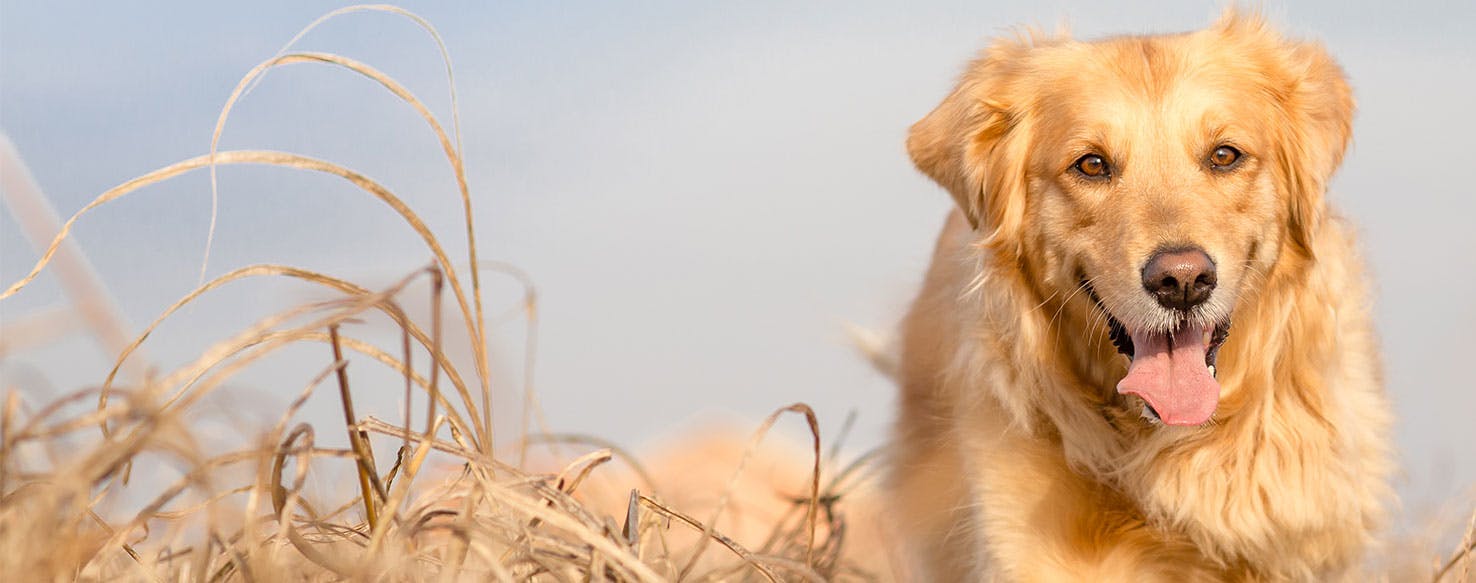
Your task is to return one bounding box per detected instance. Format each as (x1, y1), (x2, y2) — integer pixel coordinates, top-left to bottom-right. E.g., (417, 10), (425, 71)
(1116, 325), (1220, 425)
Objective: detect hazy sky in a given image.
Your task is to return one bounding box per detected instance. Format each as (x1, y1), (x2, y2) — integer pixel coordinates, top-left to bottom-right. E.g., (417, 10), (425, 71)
(2, 0), (1473, 516)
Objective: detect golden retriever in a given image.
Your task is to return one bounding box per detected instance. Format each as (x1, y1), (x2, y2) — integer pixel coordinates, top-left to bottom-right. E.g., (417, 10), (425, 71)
(889, 11), (1392, 581)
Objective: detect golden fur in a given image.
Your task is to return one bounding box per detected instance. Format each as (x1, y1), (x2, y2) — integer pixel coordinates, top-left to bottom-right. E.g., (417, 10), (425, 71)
(889, 12), (1392, 581)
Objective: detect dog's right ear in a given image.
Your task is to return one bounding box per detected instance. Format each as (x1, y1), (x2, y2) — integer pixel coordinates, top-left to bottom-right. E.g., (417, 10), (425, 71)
(907, 40), (1032, 251)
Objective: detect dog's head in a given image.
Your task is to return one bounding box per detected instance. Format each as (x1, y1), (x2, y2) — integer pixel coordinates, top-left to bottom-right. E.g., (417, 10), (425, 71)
(908, 13), (1352, 426)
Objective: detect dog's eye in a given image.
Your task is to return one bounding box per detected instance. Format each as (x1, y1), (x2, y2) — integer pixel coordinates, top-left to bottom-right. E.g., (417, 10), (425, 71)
(1074, 154), (1110, 179)
(1209, 146), (1241, 169)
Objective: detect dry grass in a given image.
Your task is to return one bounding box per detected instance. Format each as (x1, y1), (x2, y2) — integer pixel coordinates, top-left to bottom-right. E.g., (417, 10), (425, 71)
(0, 6), (883, 581)
(1435, 509), (1476, 582)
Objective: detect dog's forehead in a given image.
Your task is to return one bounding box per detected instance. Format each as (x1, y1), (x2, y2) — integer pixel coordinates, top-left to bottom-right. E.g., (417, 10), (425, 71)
(1030, 36), (1276, 143)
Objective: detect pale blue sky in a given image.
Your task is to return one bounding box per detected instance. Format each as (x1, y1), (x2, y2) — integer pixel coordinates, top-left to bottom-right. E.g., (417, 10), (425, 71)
(2, 1), (1473, 520)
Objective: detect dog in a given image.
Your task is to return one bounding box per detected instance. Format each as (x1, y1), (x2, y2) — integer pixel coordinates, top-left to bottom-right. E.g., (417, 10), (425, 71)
(888, 11), (1392, 581)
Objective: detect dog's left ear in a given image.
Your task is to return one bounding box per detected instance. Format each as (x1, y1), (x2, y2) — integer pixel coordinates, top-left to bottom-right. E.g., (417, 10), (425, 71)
(906, 39), (1034, 255)
(1276, 41), (1354, 257)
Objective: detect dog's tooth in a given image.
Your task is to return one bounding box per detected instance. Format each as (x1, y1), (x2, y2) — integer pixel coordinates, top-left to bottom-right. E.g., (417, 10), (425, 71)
(1209, 364), (1217, 378)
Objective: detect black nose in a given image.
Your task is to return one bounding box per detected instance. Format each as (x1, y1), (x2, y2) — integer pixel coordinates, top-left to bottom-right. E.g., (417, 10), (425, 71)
(1141, 248), (1217, 311)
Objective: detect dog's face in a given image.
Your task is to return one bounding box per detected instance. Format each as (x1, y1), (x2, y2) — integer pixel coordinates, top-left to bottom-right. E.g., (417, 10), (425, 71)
(908, 15), (1352, 426)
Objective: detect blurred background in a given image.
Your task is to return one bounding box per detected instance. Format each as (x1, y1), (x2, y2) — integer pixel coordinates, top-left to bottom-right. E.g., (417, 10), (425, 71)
(2, 0), (1472, 526)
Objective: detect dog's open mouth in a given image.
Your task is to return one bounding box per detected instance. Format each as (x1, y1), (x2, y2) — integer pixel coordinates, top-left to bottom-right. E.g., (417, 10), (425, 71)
(1086, 283), (1230, 426)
